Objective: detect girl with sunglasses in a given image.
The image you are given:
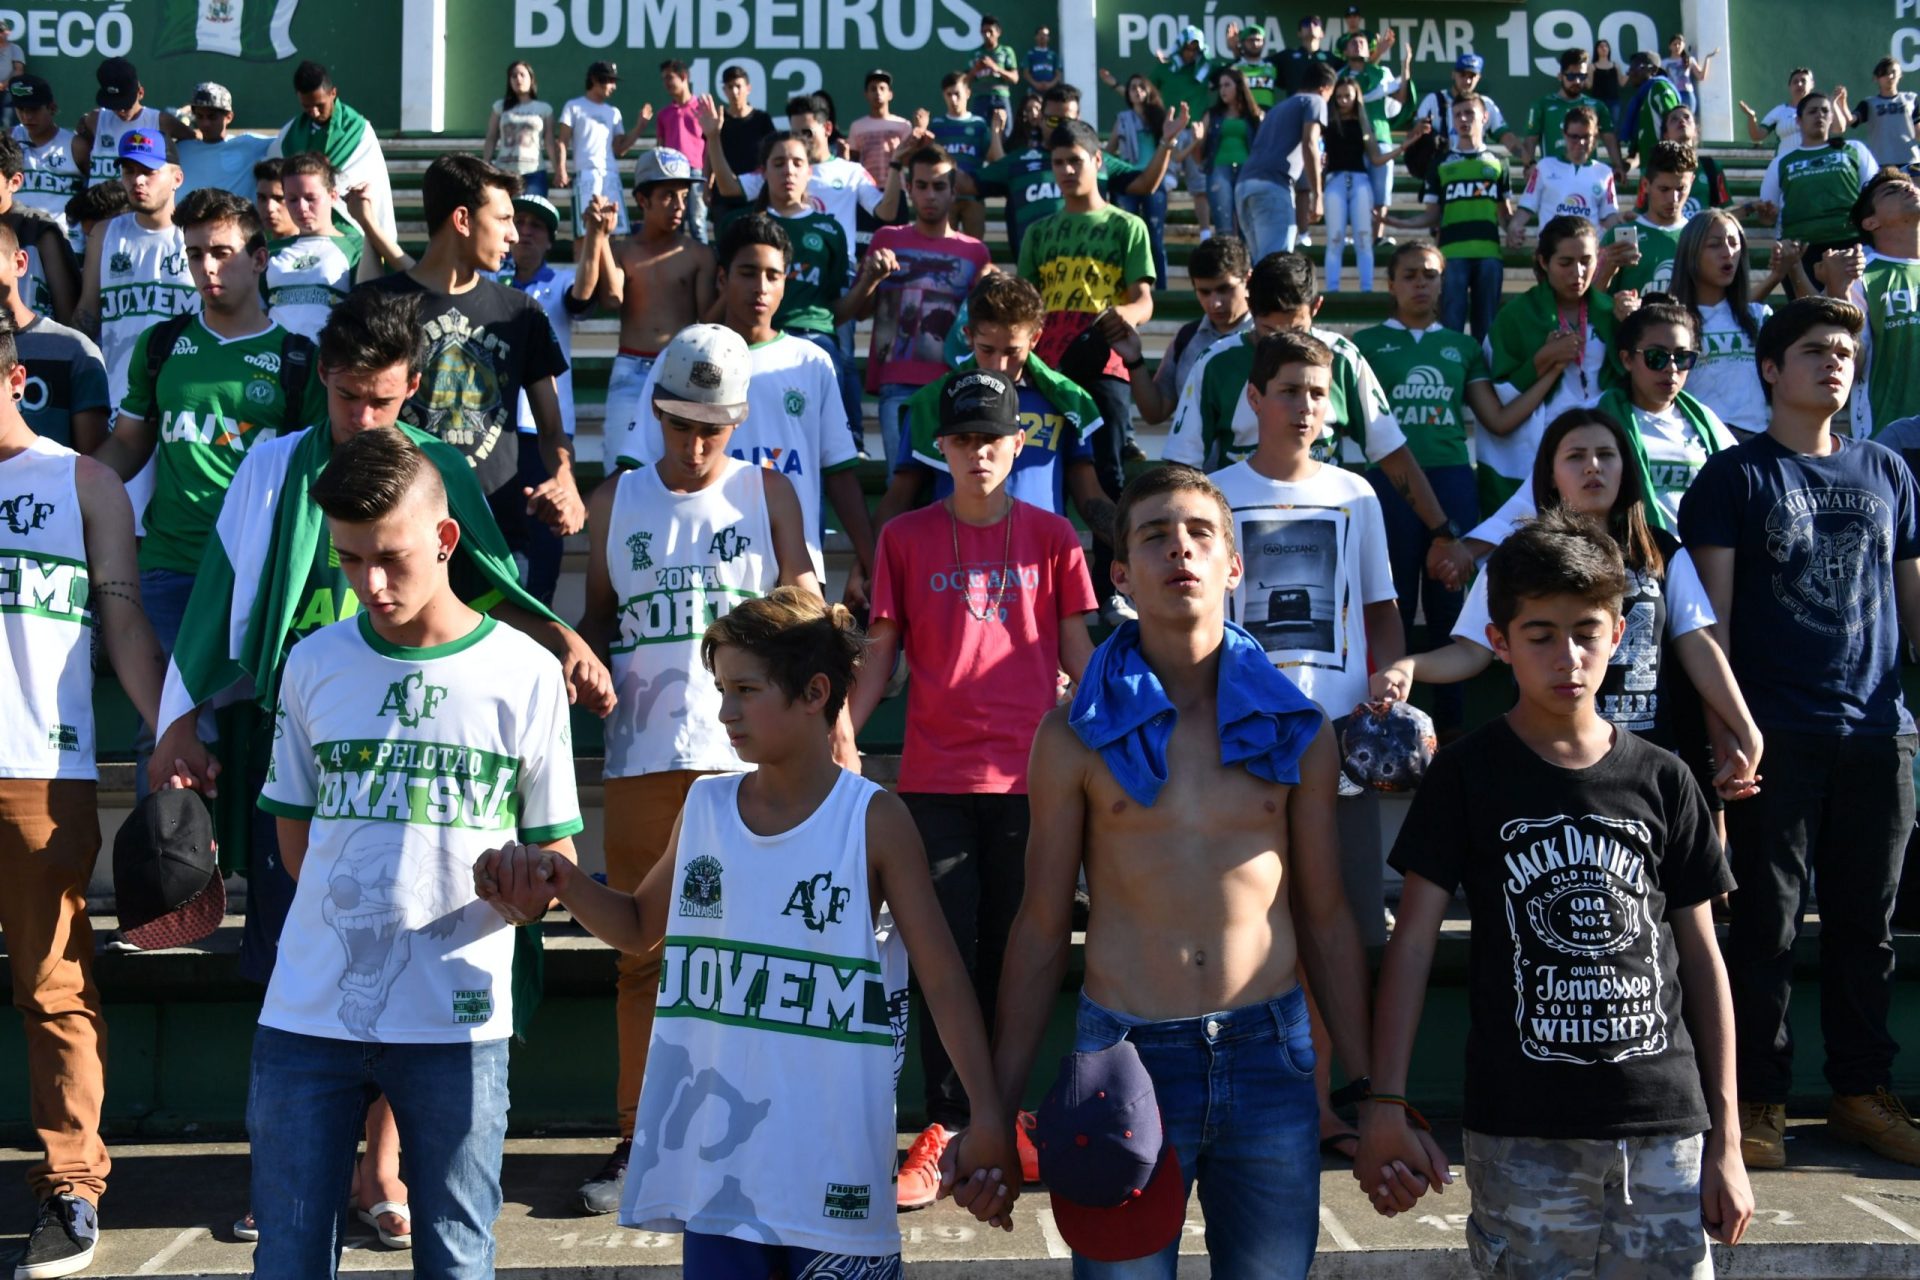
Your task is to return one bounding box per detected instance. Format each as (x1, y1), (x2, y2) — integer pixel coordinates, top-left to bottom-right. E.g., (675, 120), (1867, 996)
(1372, 407), (1760, 797)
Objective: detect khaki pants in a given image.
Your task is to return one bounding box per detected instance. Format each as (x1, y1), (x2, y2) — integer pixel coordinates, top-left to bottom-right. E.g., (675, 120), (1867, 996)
(0, 779), (108, 1204)
(604, 770), (715, 1137)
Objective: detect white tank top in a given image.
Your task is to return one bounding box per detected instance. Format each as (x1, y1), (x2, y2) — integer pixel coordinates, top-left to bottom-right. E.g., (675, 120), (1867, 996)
(11, 125), (81, 253)
(95, 211), (195, 530)
(89, 106), (164, 184)
(621, 769), (905, 1256)
(0, 437), (95, 779)
(603, 459), (776, 779)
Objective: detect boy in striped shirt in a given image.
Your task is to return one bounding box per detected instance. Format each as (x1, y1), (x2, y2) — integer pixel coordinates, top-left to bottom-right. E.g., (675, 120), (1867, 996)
(1387, 95), (1511, 340)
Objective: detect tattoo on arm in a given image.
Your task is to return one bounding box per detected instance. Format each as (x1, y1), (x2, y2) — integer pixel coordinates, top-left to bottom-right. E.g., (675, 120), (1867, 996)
(91, 580), (142, 606)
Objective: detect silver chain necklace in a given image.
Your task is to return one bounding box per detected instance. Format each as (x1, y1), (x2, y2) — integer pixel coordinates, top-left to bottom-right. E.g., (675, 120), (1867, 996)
(948, 498), (1016, 623)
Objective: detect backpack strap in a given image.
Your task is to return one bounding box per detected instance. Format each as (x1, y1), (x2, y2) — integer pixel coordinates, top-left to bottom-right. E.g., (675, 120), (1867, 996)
(142, 311), (199, 396)
(278, 330), (315, 421)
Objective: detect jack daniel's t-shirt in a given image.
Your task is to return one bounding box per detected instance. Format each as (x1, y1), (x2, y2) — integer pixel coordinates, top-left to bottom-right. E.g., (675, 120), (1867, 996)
(1389, 717), (1733, 1138)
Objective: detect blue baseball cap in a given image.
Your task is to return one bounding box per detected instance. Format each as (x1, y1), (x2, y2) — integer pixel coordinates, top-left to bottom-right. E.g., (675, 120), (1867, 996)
(116, 128), (174, 171)
(1033, 1041), (1186, 1262)
(1455, 52), (1486, 74)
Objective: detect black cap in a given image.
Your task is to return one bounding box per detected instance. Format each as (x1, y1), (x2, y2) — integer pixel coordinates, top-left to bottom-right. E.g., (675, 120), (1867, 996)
(588, 60), (619, 83)
(1629, 50), (1659, 70)
(9, 75), (52, 109)
(113, 790), (224, 950)
(936, 368), (1021, 437)
(865, 68), (893, 87)
(96, 56), (139, 111)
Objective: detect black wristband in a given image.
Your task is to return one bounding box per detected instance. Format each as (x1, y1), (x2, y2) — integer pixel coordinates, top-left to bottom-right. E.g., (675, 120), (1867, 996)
(1427, 518), (1464, 542)
(1123, 354), (1145, 371)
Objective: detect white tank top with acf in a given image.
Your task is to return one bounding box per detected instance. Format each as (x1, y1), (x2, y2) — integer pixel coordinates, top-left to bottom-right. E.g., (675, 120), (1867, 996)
(88, 106), (165, 184)
(0, 437), (95, 779)
(603, 458), (776, 779)
(620, 769), (907, 1257)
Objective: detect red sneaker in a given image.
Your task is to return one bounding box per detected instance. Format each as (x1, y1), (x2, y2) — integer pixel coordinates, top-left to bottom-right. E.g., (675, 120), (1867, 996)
(1015, 1111), (1041, 1185)
(896, 1123), (952, 1210)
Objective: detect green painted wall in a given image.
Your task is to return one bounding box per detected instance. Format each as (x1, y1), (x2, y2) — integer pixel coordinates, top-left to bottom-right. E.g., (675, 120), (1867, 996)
(1730, 0), (1913, 123)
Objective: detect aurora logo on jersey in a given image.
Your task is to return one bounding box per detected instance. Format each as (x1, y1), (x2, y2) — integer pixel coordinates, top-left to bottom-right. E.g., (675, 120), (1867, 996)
(0, 491), (54, 534)
(312, 738), (520, 830)
(379, 672), (449, 727)
(0, 551), (87, 621)
(657, 934), (893, 1046)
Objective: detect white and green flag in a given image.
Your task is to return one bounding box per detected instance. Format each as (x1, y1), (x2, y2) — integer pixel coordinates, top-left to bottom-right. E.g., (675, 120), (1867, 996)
(156, 0), (301, 63)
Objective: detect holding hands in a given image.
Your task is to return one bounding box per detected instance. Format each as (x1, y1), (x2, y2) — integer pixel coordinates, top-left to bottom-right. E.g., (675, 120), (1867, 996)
(473, 841), (571, 924)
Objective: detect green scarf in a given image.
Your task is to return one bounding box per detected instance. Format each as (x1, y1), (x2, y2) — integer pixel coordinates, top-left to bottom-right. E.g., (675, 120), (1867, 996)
(1594, 386), (1733, 532)
(902, 354), (1101, 469)
(1487, 281), (1622, 393)
(282, 96), (370, 176)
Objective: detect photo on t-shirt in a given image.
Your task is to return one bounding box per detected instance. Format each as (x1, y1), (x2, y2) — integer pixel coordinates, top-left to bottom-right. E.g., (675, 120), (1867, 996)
(1239, 512), (1340, 653)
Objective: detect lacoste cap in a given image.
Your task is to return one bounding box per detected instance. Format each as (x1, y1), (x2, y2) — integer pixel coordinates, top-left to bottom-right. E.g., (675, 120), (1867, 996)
(652, 324), (751, 426)
(96, 56), (139, 111)
(117, 128), (175, 171)
(513, 193), (560, 236)
(632, 146), (695, 190)
(588, 60), (619, 83)
(1033, 1041), (1186, 1263)
(935, 368), (1022, 437)
(8, 75), (52, 110)
(114, 790), (225, 951)
(1455, 53), (1485, 74)
(191, 82), (234, 112)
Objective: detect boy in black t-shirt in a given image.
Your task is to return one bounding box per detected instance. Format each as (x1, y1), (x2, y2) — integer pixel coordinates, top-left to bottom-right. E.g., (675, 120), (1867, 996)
(1679, 297), (1920, 1171)
(1358, 506), (1752, 1276)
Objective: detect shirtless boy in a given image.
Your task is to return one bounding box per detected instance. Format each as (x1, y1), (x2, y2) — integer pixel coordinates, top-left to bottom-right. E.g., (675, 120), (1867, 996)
(970, 463), (1448, 1276)
(595, 146), (713, 468)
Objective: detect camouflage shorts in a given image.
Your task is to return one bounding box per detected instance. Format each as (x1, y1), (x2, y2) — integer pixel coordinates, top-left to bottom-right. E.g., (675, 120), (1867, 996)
(1462, 1129), (1712, 1279)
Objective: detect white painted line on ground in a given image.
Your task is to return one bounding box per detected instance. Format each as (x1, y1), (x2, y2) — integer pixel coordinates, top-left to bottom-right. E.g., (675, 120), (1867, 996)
(1320, 1204), (1361, 1251)
(1842, 1194), (1920, 1243)
(135, 1226), (210, 1274)
(1037, 1208), (1072, 1259)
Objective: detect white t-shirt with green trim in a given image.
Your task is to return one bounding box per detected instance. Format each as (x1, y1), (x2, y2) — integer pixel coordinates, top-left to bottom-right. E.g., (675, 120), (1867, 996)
(259, 612), (583, 1044)
(266, 229), (364, 341)
(613, 332), (858, 579)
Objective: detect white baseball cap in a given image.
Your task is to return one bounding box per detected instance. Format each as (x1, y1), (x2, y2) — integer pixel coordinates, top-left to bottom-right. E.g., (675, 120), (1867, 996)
(652, 325), (750, 425)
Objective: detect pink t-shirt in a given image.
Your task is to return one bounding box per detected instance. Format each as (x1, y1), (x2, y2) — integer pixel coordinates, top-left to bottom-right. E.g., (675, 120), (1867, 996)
(848, 115), (914, 185)
(656, 100), (706, 170)
(864, 224), (992, 392)
(872, 500), (1098, 793)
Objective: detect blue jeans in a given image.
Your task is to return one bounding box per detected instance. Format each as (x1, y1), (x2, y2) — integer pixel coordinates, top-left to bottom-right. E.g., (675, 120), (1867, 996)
(1235, 176), (1298, 262)
(686, 173), (710, 244)
(1069, 988), (1320, 1279)
(1206, 165), (1242, 237)
(509, 433), (564, 605)
(684, 1231), (902, 1277)
(1441, 255), (1503, 342)
(248, 1027), (511, 1280)
(1368, 461), (1479, 731)
(878, 381), (920, 463)
(132, 568), (197, 801)
(1114, 186), (1170, 290)
(801, 329), (867, 456)
(1366, 157), (1393, 212)
(519, 170), (551, 197)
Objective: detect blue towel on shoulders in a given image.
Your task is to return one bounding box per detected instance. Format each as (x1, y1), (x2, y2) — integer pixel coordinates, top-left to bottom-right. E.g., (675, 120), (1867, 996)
(1068, 620), (1324, 808)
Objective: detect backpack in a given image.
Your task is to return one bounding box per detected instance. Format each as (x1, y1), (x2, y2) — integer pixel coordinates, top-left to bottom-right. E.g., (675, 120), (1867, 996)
(1402, 91), (1448, 181)
(143, 311), (315, 419)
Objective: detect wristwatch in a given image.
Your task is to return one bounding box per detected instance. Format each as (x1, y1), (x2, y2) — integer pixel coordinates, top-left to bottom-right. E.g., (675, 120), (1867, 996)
(1123, 353), (1146, 371)
(1329, 1075), (1373, 1109)
(1427, 518), (1464, 542)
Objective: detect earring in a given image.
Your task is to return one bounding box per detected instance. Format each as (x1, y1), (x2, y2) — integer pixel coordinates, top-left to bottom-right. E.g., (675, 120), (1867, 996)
(438, 550), (449, 562)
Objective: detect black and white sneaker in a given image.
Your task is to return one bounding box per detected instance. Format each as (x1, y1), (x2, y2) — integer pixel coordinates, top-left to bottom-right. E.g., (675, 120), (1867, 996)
(576, 1139), (631, 1216)
(14, 1194), (97, 1279)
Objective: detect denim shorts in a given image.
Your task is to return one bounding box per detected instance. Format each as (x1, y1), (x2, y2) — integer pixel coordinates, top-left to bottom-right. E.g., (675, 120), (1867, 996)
(1068, 987), (1320, 1279)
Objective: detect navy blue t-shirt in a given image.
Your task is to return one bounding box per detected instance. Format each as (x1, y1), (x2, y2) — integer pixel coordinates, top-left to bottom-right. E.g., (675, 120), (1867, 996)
(1678, 432), (1920, 735)
(893, 383), (1092, 514)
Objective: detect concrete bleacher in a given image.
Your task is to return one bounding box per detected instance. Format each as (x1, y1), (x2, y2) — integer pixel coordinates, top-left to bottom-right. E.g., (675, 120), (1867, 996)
(24, 131), (1913, 1161)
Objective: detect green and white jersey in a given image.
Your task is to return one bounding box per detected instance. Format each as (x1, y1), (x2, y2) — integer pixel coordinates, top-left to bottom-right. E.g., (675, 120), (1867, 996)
(120, 317), (329, 574)
(259, 613), (583, 1044)
(11, 125), (82, 254)
(769, 208), (848, 336)
(1163, 328), (1405, 472)
(1231, 56), (1280, 109)
(1759, 140), (1876, 245)
(1850, 251), (1920, 441)
(0, 437), (94, 779)
(1350, 320), (1491, 470)
(266, 230), (363, 341)
(1526, 93), (1615, 163)
(604, 459), (775, 779)
(1603, 216), (1687, 296)
(96, 213), (197, 413)
(621, 768), (907, 1256)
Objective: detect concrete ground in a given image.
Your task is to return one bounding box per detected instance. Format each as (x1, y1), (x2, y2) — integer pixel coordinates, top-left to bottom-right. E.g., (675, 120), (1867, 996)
(4, 1120), (1919, 1277)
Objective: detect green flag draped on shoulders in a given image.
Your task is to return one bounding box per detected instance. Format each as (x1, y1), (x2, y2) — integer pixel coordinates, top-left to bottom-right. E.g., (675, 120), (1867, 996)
(280, 96), (371, 177)
(1593, 386), (1735, 533)
(901, 355), (1103, 471)
(1487, 280), (1625, 394)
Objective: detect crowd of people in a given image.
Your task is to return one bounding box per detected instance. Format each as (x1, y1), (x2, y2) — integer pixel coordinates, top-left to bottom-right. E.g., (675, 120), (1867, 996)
(3, 16), (1920, 1280)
